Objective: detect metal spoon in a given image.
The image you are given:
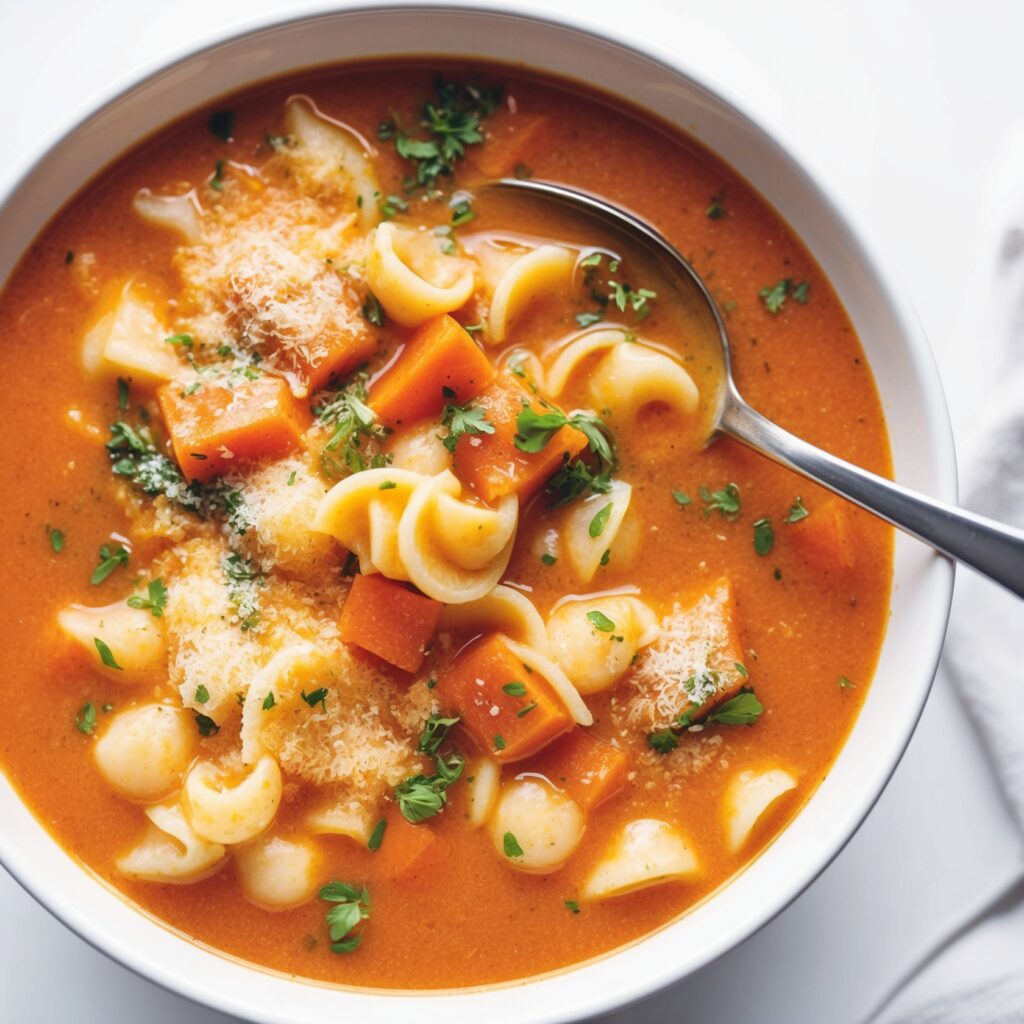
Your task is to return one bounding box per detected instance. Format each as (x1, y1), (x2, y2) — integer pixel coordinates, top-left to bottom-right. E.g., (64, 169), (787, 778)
(489, 176), (1024, 598)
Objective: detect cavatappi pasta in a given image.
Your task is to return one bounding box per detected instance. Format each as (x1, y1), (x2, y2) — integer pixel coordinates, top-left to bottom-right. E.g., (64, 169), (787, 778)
(0, 63), (892, 989)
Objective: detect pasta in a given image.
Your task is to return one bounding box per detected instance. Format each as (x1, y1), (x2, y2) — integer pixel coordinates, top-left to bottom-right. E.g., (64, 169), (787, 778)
(546, 595), (659, 694)
(132, 188), (203, 243)
(588, 342), (699, 418)
(583, 819), (699, 900)
(489, 778), (585, 873)
(503, 637), (593, 727)
(80, 281), (181, 384)
(117, 800), (226, 884)
(465, 757), (501, 828)
(94, 704), (197, 802)
(366, 222), (475, 327)
(386, 420), (453, 476)
(486, 244), (575, 344)
(281, 95), (381, 231)
(439, 584), (549, 654)
(234, 834), (323, 909)
(543, 328), (623, 396)
(562, 479), (634, 583)
(397, 470), (518, 603)
(57, 600), (167, 685)
(722, 768), (798, 853)
(183, 755), (283, 845)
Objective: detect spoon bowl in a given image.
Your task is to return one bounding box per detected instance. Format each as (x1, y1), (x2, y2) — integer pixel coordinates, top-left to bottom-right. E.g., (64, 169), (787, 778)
(490, 176), (1024, 598)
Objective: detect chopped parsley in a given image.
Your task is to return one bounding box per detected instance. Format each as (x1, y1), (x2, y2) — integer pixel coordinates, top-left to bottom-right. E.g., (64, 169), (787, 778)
(589, 502), (613, 538)
(838, 675), (857, 690)
(49, 527), (65, 553)
(565, 899), (581, 914)
(647, 728), (678, 755)
(194, 684), (210, 705)
(75, 702), (97, 736)
(493, 734), (507, 751)
(759, 278), (810, 314)
(672, 489), (692, 507)
(752, 517), (775, 556)
(586, 610), (615, 633)
(450, 198), (476, 227)
(502, 682), (527, 697)
(503, 831), (524, 858)
(384, 77), (501, 191)
(517, 702), (537, 718)
(577, 252), (658, 324)
(127, 578), (168, 617)
(301, 687), (329, 713)
(441, 399), (494, 452)
(575, 311), (603, 329)
(262, 692), (276, 711)
(378, 192), (409, 220)
(314, 373), (391, 478)
(117, 377), (130, 411)
(367, 819), (387, 852)
(90, 543), (129, 585)
(221, 552), (262, 631)
(320, 881), (371, 954)
(396, 714), (465, 823)
(700, 482), (741, 519)
(207, 109), (234, 142)
(210, 159), (226, 191)
(164, 332), (194, 349)
(361, 293), (385, 327)
(541, 553), (557, 566)
(64, 250), (74, 265)
(93, 637), (122, 671)
(706, 195), (726, 219)
(785, 497), (809, 523)
(194, 713), (220, 737)
(513, 403), (617, 506)
(707, 689), (764, 726)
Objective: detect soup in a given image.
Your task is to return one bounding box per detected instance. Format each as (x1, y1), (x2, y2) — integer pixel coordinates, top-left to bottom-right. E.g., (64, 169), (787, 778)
(0, 63), (891, 989)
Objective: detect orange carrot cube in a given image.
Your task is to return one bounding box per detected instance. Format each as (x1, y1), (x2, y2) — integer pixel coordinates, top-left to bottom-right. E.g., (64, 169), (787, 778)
(157, 375), (309, 483)
(339, 573), (443, 673)
(369, 315), (495, 428)
(523, 729), (629, 810)
(790, 497), (857, 571)
(439, 632), (573, 762)
(452, 375), (588, 504)
(375, 813), (439, 882)
(283, 329), (377, 396)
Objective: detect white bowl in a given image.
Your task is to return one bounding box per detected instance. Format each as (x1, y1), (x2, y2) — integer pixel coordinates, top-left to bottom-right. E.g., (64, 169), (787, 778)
(0, 5), (955, 1022)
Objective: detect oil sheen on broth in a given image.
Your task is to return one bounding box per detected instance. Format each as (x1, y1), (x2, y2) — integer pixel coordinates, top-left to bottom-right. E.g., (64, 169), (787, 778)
(0, 63), (892, 989)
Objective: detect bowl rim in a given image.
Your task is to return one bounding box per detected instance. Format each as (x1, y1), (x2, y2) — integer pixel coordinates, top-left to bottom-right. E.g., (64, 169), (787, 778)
(0, 3), (957, 1021)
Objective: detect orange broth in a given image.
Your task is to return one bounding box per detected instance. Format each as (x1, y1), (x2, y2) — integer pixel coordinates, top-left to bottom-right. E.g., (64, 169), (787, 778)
(0, 62), (891, 989)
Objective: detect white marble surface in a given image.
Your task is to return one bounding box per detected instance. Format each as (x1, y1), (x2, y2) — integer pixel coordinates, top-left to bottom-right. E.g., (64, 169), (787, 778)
(2, 1), (1023, 1021)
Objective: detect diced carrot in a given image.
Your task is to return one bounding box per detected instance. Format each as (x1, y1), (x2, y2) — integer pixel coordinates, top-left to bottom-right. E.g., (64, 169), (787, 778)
(790, 497), (857, 572)
(452, 375), (588, 504)
(157, 375), (309, 483)
(439, 632), (573, 762)
(375, 811), (440, 882)
(369, 315), (495, 428)
(523, 729), (629, 811)
(464, 111), (552, 179)
(338, 573), (443, 673)
(673, 577), (747, 722)
(283, 329), (377, 396)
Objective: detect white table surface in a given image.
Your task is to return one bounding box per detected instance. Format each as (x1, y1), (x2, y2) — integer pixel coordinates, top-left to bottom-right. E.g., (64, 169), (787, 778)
(2, 1), (1023, 1021)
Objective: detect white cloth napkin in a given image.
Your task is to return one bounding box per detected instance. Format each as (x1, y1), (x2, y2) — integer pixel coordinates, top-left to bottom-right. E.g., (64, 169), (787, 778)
(879, 135), (1024, 1023)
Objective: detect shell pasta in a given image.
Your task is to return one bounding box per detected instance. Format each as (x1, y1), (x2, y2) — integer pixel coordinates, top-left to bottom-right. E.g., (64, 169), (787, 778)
(0, 61), (892, 990)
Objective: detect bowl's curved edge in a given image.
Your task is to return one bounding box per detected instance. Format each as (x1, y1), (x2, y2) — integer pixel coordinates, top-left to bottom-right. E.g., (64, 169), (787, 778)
(0, 4), (957, 1023)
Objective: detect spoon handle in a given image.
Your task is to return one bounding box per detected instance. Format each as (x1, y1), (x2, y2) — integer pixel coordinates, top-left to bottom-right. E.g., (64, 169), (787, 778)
(720, 397), (1024, 598)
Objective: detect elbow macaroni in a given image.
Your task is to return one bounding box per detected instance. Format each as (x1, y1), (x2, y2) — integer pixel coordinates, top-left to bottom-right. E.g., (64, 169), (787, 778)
(235, 834), (323, 909)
